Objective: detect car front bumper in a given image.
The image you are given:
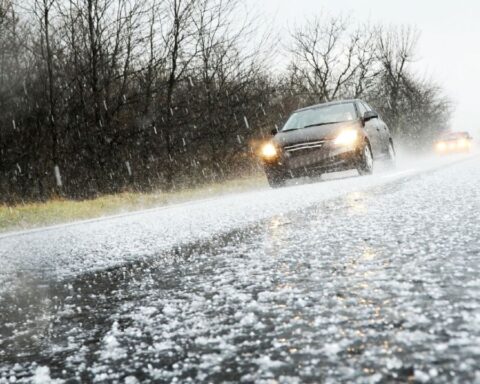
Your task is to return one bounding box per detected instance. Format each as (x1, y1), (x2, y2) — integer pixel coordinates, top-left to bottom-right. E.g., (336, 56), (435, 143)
(263, 141), (362, 178)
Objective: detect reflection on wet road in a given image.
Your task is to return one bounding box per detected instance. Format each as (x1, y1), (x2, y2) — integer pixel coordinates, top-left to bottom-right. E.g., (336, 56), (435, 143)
(1, 157), (480, 383)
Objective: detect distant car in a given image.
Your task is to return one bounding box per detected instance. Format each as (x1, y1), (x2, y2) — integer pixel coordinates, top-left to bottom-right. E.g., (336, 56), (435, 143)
(434, 131), (473, 154)
(258, 99), (395, 187)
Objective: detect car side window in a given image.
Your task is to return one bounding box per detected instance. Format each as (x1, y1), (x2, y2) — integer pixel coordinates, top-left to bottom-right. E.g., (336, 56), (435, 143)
(362, 102), (373, 112)
(357, 102), (367, 116)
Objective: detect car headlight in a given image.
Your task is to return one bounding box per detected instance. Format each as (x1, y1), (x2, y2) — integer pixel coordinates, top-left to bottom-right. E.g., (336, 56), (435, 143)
(436, 142), (447, 151)
(334, 129), (358, 146)
(260, 142), (278, 160)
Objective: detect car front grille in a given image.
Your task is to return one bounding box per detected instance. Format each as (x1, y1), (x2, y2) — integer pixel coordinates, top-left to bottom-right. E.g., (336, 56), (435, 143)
(284, 140), (326, 153)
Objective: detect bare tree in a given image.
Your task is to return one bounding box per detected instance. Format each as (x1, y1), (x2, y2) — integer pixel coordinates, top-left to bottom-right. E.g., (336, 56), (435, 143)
(375, 25), (420, 133)
(189, 0), (254, 176)
(0, 0), (10, 26)
(150, 0), (197, 189)
(32, 0), (62, 195)
(288, 15), (378, 103)
(0, 4), (453, 202)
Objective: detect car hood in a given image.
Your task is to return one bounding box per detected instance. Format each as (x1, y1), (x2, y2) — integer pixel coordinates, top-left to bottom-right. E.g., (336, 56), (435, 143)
(274, 121), (361, 147)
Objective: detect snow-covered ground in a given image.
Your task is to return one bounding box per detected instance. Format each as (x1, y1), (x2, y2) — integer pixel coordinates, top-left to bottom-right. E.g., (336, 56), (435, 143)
(0, 154), (474, 294)
(1, 153), (480, 383)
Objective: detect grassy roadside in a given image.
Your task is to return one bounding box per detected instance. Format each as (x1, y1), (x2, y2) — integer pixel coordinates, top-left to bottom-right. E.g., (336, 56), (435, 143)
(0, 175), (267, 234)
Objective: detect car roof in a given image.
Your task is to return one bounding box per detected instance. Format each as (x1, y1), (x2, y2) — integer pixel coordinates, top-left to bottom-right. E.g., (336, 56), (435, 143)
(295, 99), (362, 113)
(440, 131), (470, 139)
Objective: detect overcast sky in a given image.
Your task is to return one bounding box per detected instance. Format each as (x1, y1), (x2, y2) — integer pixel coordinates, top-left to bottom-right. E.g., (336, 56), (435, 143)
(249, 0), (479, 133)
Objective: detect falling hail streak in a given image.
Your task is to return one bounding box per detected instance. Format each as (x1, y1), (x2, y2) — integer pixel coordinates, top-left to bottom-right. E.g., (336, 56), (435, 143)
(125, 161), (132, 176)
(54, 165), (63, 187)
(243, 116), (250, 130)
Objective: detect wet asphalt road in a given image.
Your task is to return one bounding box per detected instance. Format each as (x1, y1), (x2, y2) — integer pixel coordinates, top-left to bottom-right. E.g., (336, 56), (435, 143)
(1, 155), (480, 383)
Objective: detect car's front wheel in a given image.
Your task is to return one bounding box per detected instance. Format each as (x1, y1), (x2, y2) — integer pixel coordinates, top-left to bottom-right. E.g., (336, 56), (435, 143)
(265, 168), (287, 188)
(357, 142), (373, 176)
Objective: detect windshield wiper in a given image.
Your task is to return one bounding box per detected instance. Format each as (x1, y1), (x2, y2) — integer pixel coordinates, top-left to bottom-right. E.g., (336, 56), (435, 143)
(281, 127), (302, 132)
(281, 121), (343, 132)
(303, 121), (342, 129)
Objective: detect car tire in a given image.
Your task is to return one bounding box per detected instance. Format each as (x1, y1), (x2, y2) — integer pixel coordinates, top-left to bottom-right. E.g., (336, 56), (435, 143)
(357, 141), (374, 176)
(265, 168), (286, 188)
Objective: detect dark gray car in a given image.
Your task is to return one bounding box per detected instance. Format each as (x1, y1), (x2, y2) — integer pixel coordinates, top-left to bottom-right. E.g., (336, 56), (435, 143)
(258, 99), (395, 187)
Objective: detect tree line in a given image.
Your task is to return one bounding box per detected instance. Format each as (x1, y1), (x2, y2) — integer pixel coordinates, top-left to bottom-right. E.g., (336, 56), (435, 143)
(0, 1), (452, 202)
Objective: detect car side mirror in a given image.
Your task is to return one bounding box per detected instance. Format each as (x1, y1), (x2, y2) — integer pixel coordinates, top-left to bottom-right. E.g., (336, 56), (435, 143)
(363, 111), (378, 122)
(270, 128), (278, 136)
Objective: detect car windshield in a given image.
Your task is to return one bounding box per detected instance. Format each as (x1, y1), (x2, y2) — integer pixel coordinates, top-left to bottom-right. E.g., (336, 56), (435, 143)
(281, 103), (358, 132)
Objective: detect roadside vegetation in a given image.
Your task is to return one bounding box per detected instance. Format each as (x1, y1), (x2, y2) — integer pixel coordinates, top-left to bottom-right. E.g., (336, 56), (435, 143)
(0, 175), (266, 232)
(0, 0), (452, 205)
